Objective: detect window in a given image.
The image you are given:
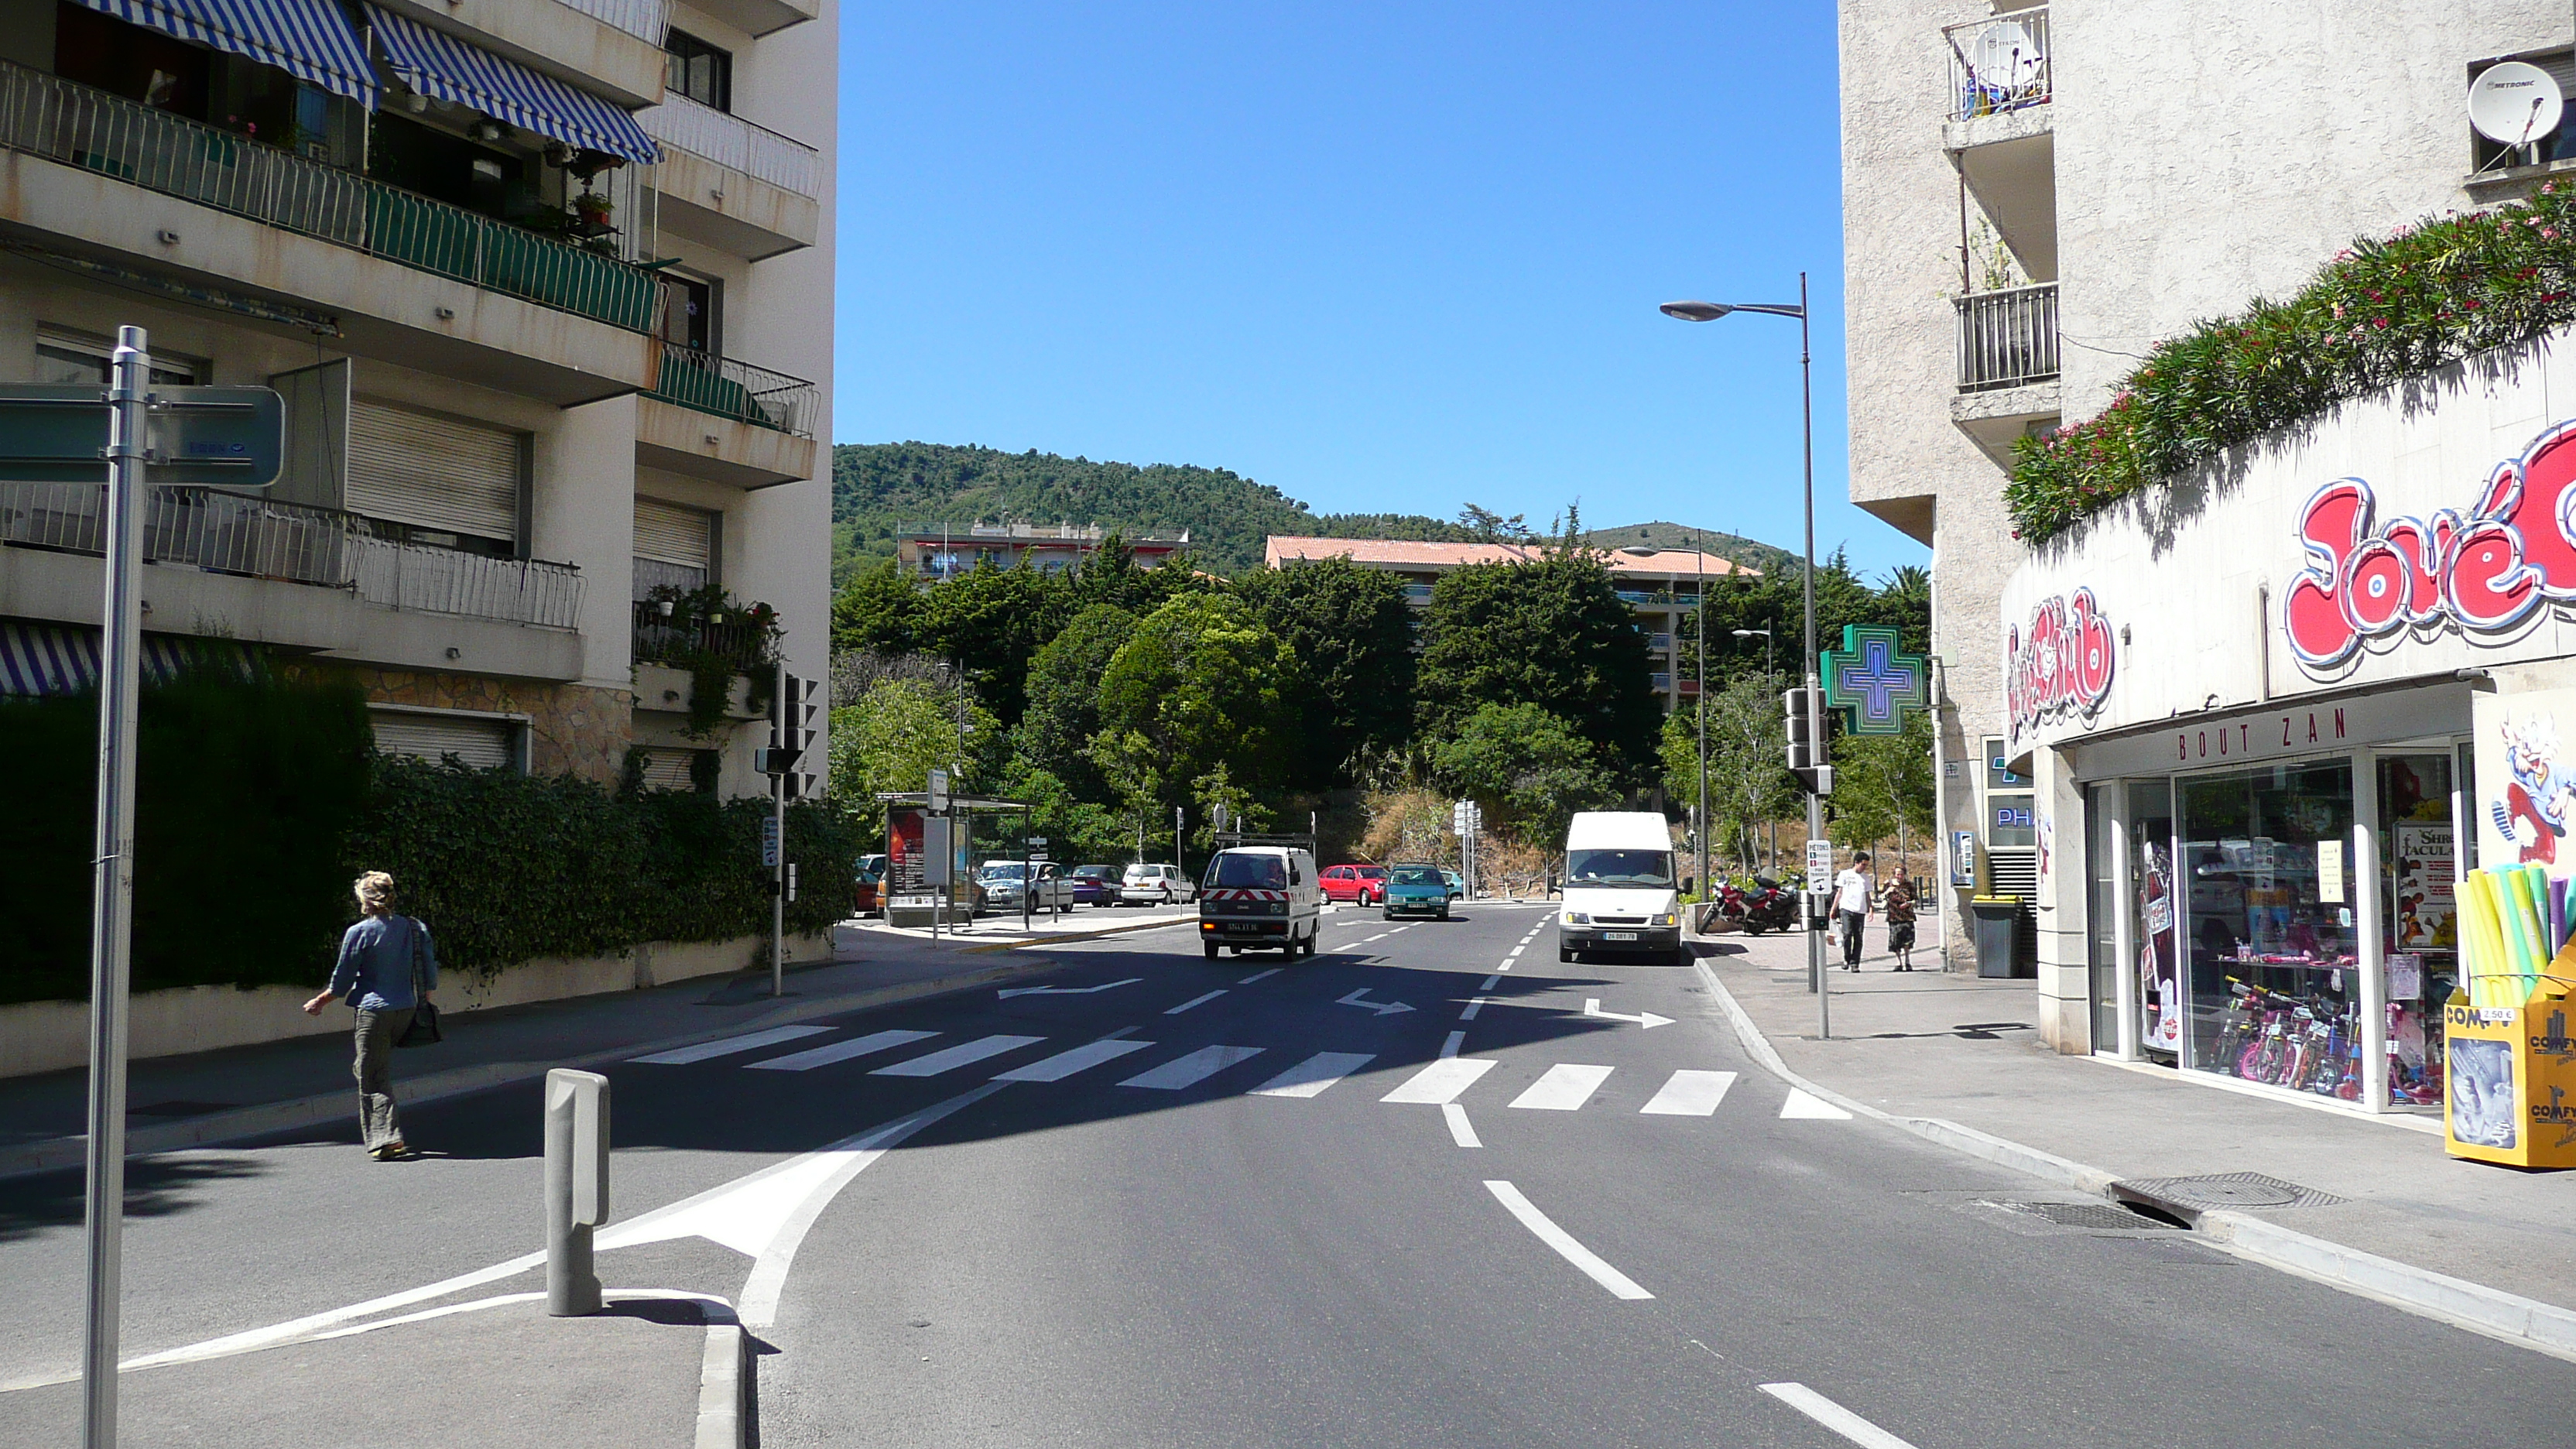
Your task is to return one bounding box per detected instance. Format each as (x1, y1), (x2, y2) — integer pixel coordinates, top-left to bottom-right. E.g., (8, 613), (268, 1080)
(666, 29), (731, 111)
(1564, 850), (1676, 888)
(36, 331), (200, 387)
(658, 272), (715, 354)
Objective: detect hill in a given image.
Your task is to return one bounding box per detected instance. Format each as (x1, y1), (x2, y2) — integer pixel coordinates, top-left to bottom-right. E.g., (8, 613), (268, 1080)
(1583, 520), (1799, 577)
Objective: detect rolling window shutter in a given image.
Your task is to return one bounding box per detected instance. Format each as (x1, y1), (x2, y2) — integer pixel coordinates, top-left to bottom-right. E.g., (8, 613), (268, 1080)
(635, 498), (714, 570)
(348, 399), (522, 543)
(371, 709), (515, 769)
(638, 748), (701, 791)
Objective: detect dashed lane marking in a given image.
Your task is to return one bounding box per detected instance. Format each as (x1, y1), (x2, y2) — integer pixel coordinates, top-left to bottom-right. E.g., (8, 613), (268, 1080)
(1756, 1383), (1921, 1449)
(1443, 1103), (1482, 1147)
(1165, 989), (1227, 1015)
(1459, 996), (1487, 1021)
(1238, 968), (1282, 984)
(1440, 1030), (1465, 1058)
(1480, 975), (1500, 989)
(1484, 1180), (1653, 1300)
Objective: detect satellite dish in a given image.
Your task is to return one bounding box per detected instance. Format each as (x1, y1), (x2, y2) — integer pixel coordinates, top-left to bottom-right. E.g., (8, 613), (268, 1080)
(1968, 22), (2039, 84)
(2469, 61), (2564, 147)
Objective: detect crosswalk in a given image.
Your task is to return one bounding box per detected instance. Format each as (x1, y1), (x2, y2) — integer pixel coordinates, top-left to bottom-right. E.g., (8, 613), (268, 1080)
(635, 1027), (1828, 1118)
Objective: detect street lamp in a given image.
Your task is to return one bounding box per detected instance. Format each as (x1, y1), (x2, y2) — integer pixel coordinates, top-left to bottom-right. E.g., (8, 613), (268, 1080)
(1733, 624), (1776, 870)
(1664, 273), (1829, 1039)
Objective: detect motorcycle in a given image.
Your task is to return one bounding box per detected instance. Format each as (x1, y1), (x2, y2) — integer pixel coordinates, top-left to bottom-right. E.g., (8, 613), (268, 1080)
(1718, 876), (1802, 936)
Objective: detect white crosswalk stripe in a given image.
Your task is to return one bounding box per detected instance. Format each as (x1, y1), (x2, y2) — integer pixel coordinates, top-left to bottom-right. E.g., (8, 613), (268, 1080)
(1380, 1057), (1496, 1104)
(994, 1038), (1156, 1082)
(1121, 1044), (1264, 1090)
(1639, 1070), (1737, 1115)
(747, 1029), (937, 1073)
(1509, 1064), (1612, 1111)
(1780, 1088), (1853, 1119)
(632, 1026), (831, 1065)
(871, 1034), (1044, 1077)
(1250, 1051), (1377, 1098)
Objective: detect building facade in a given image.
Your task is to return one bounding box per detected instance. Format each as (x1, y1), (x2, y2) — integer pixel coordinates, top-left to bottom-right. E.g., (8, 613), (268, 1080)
(896, 522), (1191, 581)
(0, 0), (836, 796)
(1840, 0), (2570, 991)
(1262, 536), (1752, 712)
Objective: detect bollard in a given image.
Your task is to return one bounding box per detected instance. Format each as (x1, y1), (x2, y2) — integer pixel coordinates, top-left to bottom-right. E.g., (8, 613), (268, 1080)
(544, 1068), (611, 1316)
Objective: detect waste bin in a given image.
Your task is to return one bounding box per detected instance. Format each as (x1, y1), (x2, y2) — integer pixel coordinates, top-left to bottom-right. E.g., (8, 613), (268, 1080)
(1971, 896), (2024, 978)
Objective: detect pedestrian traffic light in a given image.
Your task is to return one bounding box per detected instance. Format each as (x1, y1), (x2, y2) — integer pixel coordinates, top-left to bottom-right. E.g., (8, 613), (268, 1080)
(1784, 687), (1832, 796)
(762, 672), (822, 799)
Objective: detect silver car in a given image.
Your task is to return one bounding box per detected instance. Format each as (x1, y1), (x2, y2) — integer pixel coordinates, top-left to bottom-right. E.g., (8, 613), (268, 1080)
(1119, 862), (1197, 905)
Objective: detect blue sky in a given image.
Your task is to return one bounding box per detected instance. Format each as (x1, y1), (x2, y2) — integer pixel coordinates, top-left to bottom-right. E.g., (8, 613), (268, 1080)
(831, 2), (1924, 577)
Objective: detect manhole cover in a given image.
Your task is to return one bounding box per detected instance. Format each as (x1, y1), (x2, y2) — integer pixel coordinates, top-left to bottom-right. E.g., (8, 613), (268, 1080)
(1998, 1201), (2178, 1231)
(2115, 1172), (2344, 1211)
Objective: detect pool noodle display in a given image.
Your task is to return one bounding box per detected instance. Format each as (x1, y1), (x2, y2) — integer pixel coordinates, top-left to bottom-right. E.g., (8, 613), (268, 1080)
(2458, 866), (2564, 1008)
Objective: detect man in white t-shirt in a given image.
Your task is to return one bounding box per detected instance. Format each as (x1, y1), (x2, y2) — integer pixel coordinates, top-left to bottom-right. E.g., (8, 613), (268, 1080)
(1832, 851), (1873, 971)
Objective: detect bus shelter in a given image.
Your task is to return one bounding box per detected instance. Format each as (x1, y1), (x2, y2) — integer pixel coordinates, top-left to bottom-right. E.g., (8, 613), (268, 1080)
(876, 790), (1034, 930)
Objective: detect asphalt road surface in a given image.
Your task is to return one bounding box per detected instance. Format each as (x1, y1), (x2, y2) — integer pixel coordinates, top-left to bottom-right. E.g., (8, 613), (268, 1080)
(5, 902), (2572, 1446)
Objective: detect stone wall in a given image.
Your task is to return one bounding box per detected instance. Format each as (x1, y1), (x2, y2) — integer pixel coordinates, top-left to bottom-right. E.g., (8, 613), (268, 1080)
(285, 662), (635, 786)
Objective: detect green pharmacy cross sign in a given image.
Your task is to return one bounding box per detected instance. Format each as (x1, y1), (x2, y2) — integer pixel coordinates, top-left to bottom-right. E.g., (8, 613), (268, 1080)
(1821, 624), (1928, 735)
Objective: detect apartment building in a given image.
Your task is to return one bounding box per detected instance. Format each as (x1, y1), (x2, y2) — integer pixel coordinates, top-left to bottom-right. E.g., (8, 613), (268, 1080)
(1263, 536), (1752, 710)
(0, 0), (834, 796)
(896, 521), (1193, 581)
(1842, 2), (2570, 1072)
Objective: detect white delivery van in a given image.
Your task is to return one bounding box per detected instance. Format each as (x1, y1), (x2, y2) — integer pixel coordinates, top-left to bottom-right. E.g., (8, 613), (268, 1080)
(1196, 844), (1323, 960)
(1557, 811), (1685, 963)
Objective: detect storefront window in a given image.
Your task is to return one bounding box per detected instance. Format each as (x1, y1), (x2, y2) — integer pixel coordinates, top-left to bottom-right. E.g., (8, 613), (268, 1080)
(2379, 752), (2457, 1108)
(2178, 762), (2358, 1090)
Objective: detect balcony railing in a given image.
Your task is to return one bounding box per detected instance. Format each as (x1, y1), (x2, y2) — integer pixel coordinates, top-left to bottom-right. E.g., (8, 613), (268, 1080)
(1956, 283), (2060, 391)
(554, 0), (670, 46)
(639, 94), (820, 197)
(0, 60), (658, 334)
(632, 600), (769, 673)
(649, 346), (819, 436)
(0, 480), (584, 629)
(1945, 7), (2050, 122)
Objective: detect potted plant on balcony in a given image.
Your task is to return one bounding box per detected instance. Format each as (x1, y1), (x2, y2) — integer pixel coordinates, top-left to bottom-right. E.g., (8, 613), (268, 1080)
(573, 190), (615, 228)
(637, 583), (783, 738)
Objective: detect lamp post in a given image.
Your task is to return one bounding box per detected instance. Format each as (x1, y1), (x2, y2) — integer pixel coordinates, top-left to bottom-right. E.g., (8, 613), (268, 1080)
(1664, 273), (1828, 1038)
(1741, 624), (1782, 866)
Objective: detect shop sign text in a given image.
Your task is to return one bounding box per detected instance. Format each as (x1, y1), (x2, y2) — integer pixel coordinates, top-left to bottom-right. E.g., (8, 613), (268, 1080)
(2284, 418), (2576, 673)
(2006, 589), (2115, 744)
(2172, 707), (2348, 763)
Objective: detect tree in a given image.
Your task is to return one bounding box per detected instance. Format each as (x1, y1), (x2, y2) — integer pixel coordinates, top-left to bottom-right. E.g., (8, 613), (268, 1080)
(913, 560), (1070, 726)
(1089, 592), (1297, 831)
(1414, 523), (1661, 790)
(827, 678), (995, 809)
(1456, 503), (1535, 543)
(829, 557), (922, 656)
(1829, 709), (1936, 862)
(1235, 556), (1416, 789)
(1015, 602), (1136, 800)
(1430, 702), (1623, 848)
(1669, 677), (1800, 872)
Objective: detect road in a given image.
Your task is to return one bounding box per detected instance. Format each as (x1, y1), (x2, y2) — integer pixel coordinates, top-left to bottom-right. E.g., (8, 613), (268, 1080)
(3, 902), (2571, 1445)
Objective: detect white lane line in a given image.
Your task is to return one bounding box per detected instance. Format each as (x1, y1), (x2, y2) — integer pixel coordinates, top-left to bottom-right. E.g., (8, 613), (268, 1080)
(1359, 933), (1389, 944)
(1440, 1029), (1465, 1058)
(1120, 1044), (1264, 1090)
(1388, 925), (1410, 933)
(1165, 989), (1227, 1015)
(1238, 968), (1282, 984)
(1757, 1383), (1922, 1448)
(1442, 1103), (1482, 1147)
(1252, 1051), (1377, 1098)
(1639, 1070), (1738, 1116)
(1507, 945), (1524, 957)
(1780, 1088), (1855, 1120)
(1458, 996), (1488, 1020)
(1381, 1057), (1495, 1104)
(1495, 961), (1513, 972)
(632, 1025), (831, 1064)
(1479, 975), (1500, 989)
(1509, 1064), (1613, 1111)
(748, 1029), (937, 1073)
(1482, 1180), (1653, 1300)
(869, 1034), (1043, 1077)
(992, 1038), (1155, 1082)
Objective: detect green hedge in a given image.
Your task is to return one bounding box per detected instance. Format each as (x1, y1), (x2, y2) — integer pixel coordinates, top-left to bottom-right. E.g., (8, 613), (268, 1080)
(1, 676), (868, 1005)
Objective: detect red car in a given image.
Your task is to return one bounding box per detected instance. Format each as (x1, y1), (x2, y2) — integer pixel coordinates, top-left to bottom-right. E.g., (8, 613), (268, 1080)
(1321, 864), (1389, 906)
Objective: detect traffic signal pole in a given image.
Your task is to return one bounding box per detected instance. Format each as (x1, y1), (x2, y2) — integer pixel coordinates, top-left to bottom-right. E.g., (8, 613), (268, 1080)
(1797, 273), (1830, 1043)
(772, 659), (786, 999)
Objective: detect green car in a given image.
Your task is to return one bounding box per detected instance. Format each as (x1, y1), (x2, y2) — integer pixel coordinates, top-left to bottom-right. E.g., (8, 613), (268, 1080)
(1382, 863), (1452, 920)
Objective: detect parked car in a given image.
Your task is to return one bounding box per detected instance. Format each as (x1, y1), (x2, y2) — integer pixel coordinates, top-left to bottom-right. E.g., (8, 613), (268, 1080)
(1197, 844), (1323, 958)
(1382, 863), (1451, 920)
(854, 853), (888, 916)
(1067, 864), (1122, 907)
(1121, 862), (1197, 905)
(980, 860), (1075, 911)
(1321, 864), (1389, 906)
(1442, 869), (1464, 900)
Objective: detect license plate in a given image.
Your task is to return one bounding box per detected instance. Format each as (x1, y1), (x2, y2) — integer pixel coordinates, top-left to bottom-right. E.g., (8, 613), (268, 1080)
(1605, 931), (1639, 942)
(1228, 923), (1262, 934)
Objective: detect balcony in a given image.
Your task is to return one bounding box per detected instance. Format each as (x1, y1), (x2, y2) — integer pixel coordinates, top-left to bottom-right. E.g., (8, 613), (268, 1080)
(0, 61), (659, 400)
(1647, 632), (1674, 652)
(419, 0), (671, 106)
(1956, 284), (2059, 392)
(631, 600), (772, 673)
(643, 96), (823, 258)
(683, 0), (819, 38)
(1945, 8), (2050, 122)
(638, 347), (821, 487)
(1942, 9), (2057, 279)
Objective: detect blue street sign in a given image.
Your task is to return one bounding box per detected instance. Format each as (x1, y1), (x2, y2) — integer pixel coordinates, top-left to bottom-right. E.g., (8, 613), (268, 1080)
(0, 384), (283, 486)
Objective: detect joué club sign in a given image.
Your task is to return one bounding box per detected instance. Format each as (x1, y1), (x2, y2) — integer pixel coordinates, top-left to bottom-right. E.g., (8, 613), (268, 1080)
(2006, 589), (2115, 745)
(2285, 418), (2576, 673)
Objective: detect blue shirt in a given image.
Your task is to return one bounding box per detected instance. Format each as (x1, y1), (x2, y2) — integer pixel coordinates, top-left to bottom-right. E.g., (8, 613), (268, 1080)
(329, 914), (440, 1012)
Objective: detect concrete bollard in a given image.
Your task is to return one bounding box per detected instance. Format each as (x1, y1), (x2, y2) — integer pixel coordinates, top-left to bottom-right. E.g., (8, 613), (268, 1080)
(545, 1067), (611, 1316)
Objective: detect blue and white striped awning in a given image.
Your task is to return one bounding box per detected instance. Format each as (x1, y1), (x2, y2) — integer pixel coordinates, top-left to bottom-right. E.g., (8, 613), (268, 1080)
(0, 621), (256, 696)
(73, 0), (378, 107)
(369, 7), (660, 164)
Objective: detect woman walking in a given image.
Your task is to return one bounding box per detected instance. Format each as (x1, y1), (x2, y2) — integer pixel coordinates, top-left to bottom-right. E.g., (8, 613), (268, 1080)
(1885, 865), (1919, 971)
(303, 872), (438, 1160)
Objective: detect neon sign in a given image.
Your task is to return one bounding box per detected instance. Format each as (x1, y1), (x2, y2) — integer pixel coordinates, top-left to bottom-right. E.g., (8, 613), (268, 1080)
(2284, 419), (2576, 672)
(2006, 590), (2115, 743)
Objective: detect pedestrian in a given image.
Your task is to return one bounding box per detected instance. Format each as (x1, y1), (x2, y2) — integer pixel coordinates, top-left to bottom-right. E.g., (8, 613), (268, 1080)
(1833, 851), (1874, 971)
(1885, 865), (1918, 971)
(302, 871), (439, 1160)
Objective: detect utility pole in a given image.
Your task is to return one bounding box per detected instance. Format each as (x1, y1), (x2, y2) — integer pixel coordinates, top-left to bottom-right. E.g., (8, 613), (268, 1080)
(1796, 272), (1829, 1040)
(1694, 533), (1708, 904)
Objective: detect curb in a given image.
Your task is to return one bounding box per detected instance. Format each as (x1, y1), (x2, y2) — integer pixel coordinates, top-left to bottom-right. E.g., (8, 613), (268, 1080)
(695, 1323), (748, 1449)
(0, 954), (1064, 1182)
(1689, 955), (2576, 1363)
(850, 909), (1203, 954)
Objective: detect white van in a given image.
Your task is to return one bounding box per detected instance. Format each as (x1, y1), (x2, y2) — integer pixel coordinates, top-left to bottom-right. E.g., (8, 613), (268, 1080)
(1197, 845), (1323, 959)
(1557, 811), (1685, 963)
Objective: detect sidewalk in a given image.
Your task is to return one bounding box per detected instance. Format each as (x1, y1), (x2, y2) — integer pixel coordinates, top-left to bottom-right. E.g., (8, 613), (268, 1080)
(846, 899), (1200, 946)
(1697, 926), (2576, 1355)
(0, 920), (1080, 1179)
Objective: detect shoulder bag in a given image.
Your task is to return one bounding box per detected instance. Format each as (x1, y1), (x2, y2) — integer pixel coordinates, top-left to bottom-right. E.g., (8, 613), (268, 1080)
(395, 918), (444, 1047)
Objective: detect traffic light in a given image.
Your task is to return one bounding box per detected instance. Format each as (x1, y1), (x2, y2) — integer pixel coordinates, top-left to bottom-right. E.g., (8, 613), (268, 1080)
(761, 672), (822, 799)
(1783, 687), (1834, 796)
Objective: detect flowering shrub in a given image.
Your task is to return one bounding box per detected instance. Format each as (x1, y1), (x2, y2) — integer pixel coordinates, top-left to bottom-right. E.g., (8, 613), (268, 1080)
(2007, 185), (2576, 543)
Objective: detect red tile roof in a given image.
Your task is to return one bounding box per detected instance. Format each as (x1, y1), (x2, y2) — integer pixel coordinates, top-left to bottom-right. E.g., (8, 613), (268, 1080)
(1262, 536), (1752, 577)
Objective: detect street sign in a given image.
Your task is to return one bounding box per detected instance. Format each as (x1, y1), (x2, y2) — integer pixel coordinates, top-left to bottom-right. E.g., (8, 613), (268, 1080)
(1806, 839), (1834, 881)
(0, 384), (284, 486)
(927, 767), (950, 814)
(759, 817), (781, 868)
(1028, 837), (1048, 848)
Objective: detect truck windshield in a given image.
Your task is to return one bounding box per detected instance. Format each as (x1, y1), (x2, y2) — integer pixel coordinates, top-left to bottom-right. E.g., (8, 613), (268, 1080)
(1565, 849), (1674, 888)
(1207, 852), (1287, 889)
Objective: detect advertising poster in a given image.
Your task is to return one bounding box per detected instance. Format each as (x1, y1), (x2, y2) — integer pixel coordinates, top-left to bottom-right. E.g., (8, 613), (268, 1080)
(2475, 687), (2576, 869)
(889, 810), (927, 896)
(2136, 839), (2182, 1053)
(2392, 822), (2455, 954)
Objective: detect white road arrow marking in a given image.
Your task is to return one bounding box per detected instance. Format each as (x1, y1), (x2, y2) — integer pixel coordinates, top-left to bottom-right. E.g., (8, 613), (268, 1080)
(1337, 988), (1414, 1016)
(998, 977), (1140, 999)
(1584, 999), (1674, 1029)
